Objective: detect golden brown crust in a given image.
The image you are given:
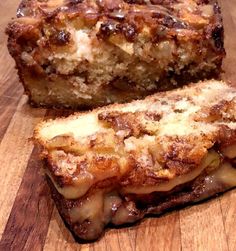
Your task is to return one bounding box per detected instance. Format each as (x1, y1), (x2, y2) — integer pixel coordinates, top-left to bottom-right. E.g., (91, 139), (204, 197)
(13, 0), (224, 45)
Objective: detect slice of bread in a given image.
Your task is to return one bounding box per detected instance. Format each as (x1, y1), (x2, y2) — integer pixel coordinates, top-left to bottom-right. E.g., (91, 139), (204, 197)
(34, 80), (236, 240)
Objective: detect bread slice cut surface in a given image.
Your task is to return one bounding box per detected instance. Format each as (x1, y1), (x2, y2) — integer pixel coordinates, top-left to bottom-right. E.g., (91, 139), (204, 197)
(34, 80), (236, 240)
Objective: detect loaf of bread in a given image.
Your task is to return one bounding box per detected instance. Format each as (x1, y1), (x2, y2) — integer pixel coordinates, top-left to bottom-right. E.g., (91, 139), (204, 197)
(7, 0), (225, 108)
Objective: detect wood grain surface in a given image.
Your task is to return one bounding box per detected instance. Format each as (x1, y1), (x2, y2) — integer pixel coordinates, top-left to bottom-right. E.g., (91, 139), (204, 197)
(0, 1), (236, 250)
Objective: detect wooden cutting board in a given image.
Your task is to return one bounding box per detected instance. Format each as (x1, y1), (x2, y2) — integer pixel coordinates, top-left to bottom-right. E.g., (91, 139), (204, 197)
(0, 1), (236, 250)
